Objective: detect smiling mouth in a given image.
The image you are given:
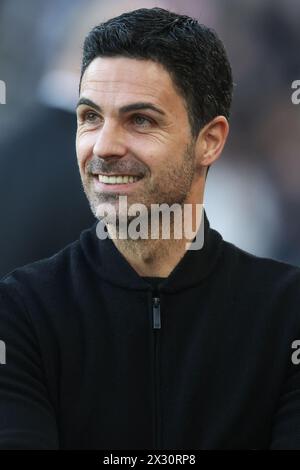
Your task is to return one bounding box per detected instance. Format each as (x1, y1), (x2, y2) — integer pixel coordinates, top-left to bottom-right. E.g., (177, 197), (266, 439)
(97, 174), (143, 184)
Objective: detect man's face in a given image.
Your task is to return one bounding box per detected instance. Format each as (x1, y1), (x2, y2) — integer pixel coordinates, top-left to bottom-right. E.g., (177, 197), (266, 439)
(76, 56), (198, 221)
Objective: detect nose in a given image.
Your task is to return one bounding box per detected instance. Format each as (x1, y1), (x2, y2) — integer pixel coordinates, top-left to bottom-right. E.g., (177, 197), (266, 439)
(93, 119), (127, 159)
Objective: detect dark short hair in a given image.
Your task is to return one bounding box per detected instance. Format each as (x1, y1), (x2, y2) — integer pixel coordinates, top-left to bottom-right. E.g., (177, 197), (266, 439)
(80, 7), (233, 139)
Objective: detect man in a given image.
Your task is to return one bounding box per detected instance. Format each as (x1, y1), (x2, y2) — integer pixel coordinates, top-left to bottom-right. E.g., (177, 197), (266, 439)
(0, 7), (300, 450)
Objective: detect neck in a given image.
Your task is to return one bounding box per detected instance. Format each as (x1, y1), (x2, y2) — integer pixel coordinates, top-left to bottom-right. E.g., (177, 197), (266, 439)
(106, 202), (204, 278)
(110, 236), (188, 278)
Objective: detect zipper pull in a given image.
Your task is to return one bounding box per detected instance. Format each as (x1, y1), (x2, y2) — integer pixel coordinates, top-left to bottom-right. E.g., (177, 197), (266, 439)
(152, 297), (161, 329)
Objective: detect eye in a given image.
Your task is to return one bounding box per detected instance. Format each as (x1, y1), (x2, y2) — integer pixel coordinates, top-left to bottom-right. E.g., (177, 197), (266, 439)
(77, 109), (100, 125)
(84, 111), (99, 123)
(132, 114), (153, 127)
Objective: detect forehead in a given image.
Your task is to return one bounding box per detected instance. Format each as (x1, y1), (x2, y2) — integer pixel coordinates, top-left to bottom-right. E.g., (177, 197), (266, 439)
(80, 56), (185, 112)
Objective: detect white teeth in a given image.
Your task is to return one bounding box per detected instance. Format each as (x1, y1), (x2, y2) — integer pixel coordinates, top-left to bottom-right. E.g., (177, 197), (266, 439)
(98, 174), (140, 184)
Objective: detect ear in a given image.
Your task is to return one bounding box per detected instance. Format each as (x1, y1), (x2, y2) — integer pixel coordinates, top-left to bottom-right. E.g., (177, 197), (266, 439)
(194, 116), (229, 169)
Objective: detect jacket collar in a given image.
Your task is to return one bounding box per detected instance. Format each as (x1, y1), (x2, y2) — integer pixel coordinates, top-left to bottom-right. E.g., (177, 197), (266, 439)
(80, 209), (224, 293)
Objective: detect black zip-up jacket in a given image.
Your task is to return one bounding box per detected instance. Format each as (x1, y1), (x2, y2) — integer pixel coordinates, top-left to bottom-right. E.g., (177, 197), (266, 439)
(0, 212), (300, 449)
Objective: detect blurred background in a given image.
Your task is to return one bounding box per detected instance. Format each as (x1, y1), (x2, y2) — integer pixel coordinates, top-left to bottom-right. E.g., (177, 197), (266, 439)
(0, 0), (299, 278)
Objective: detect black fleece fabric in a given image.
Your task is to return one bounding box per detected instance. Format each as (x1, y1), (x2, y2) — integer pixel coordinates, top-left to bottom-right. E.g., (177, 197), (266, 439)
(1, 211), (300, 450)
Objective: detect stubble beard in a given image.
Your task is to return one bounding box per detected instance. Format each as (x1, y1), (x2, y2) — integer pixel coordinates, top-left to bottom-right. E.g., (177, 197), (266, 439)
(81, 142), (196, 257)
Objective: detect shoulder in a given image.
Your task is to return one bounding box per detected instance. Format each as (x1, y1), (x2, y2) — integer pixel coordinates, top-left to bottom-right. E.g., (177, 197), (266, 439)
(1, 238), (78, 293)
(0, 222), (97, 310)
(221, 237), (300, 298)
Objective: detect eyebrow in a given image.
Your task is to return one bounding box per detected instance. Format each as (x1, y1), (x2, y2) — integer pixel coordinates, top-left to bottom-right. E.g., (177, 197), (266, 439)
(76, 97), (166, 116)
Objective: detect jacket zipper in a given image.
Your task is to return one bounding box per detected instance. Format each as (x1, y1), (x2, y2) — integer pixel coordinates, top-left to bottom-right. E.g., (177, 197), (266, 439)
(152, 296), (161, 449)
(152, 297), (161, 329)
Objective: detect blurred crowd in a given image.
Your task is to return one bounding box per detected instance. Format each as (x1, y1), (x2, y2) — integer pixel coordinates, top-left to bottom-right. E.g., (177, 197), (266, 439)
(0, 0), (299, 278)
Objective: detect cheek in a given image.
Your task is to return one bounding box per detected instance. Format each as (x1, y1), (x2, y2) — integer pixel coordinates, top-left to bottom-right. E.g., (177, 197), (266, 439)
(127, 136), (166, 165)
(76, 132), (95, 172)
